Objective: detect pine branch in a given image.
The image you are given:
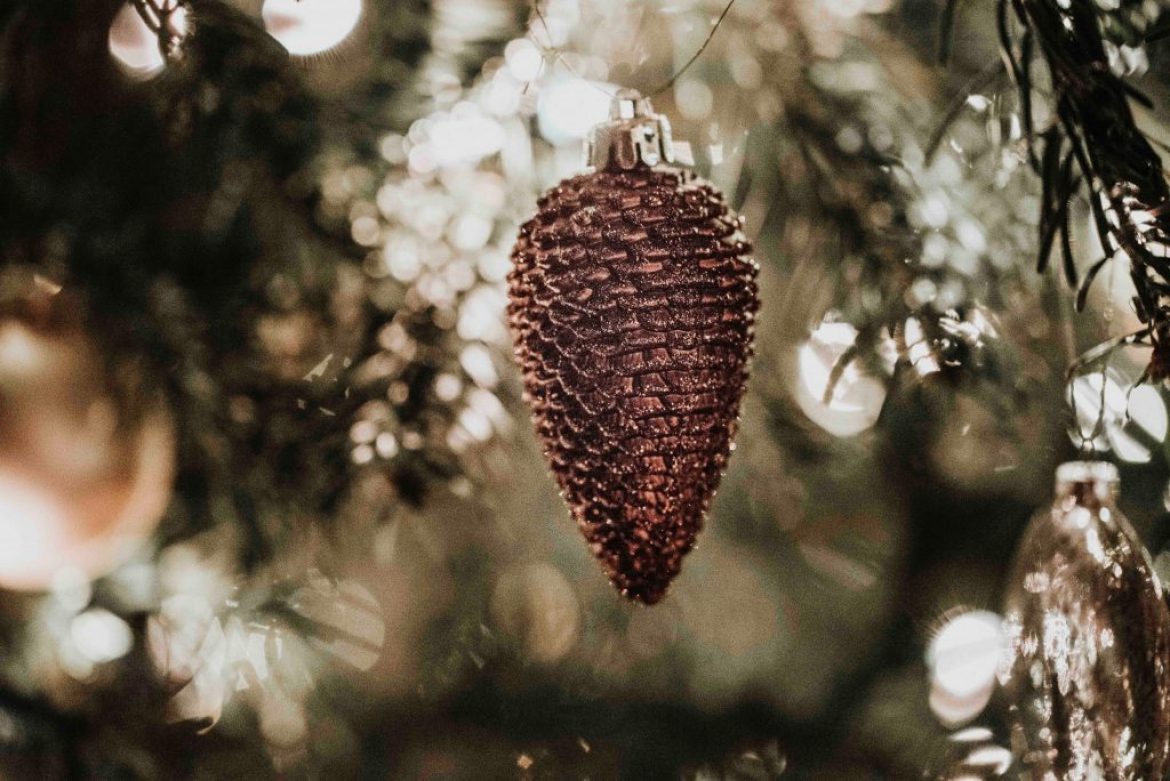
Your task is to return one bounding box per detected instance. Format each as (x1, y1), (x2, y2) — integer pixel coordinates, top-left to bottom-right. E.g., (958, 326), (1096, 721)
(771, 17), (1034, 402)
(998, 0), (1170, 378)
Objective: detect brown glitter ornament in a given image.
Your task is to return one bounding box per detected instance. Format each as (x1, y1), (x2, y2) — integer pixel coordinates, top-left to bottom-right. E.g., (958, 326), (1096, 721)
(508, 91), (758, 604)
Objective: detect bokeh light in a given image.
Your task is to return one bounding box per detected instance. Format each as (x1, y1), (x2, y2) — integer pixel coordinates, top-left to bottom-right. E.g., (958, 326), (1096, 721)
(927, 610), (1003, 726)
(933, 727), (1014, 779)
(490, 563), (580, 664)
(107, 2), (189, 78)
(0, 472), (66, 588)
(1066, 369), (1168, 461)
(70, 608), (133, 665)
(537, 78), (614, 146)
(793, 319), (889, 437)
(1113, 383), (1167, 463)
(503, 38), (543, 83)
(262, 0), (364, 56)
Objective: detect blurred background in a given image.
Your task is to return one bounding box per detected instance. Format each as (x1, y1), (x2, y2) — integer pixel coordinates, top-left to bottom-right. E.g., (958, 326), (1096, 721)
(1, 0), (1169, 777)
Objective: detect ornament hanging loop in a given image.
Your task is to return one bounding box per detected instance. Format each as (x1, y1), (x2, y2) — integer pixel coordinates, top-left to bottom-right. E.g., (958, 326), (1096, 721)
(585, 89), (675, 171)
(1054, 460), (1119, 507)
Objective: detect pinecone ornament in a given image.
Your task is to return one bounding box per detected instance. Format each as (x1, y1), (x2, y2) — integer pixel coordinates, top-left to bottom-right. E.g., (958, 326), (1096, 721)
(508, 91), (759, 603)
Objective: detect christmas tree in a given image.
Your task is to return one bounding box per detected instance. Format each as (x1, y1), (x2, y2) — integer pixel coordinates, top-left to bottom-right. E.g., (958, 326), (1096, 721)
(2, 0), (1170, 776)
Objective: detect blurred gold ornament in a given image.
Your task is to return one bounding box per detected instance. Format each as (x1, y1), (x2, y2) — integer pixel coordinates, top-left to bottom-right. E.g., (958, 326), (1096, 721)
(1000, 461), (1170, 779)
(0, 318), (174, 591)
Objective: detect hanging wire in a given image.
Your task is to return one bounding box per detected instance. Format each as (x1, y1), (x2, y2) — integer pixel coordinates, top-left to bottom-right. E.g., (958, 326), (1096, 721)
(527, 0), (738, 100)
(130, 0), (184, 61)
(646, 0), (737, 98)
(528, 3), (609, 96)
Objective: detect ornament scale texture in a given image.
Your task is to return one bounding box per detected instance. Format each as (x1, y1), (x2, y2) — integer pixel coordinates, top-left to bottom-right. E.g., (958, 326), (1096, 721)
(508, 113), (758, 603)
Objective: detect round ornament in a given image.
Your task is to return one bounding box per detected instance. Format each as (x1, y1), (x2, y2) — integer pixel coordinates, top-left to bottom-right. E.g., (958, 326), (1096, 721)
(508, 90), (758, 603)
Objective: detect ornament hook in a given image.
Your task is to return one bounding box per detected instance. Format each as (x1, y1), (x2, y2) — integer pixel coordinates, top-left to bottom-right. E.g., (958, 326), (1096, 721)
(584, 89), (675, 171)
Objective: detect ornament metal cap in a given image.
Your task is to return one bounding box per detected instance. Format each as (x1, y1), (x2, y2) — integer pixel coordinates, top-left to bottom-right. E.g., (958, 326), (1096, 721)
(1055, 460), (1119, 504)
(585, 89), (675, 171)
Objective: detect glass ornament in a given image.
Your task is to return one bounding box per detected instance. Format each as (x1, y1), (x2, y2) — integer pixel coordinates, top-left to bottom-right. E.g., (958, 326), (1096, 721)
(1000, 461), (1170, 780)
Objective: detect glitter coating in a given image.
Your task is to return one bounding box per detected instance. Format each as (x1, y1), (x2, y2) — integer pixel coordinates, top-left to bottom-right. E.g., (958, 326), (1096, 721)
(508, 164), (758, 603)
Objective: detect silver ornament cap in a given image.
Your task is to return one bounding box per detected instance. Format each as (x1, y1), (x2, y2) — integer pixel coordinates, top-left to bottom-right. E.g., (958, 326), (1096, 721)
(585, 88), (675, 171)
